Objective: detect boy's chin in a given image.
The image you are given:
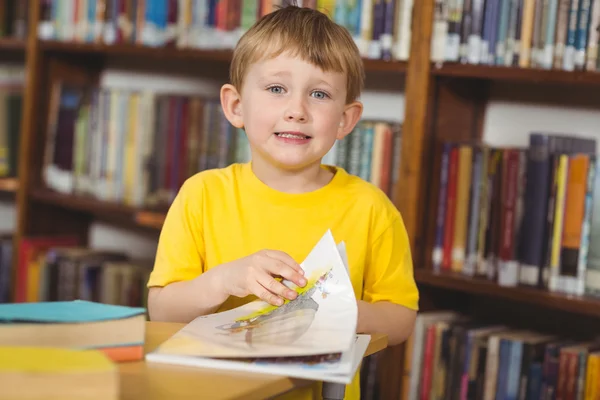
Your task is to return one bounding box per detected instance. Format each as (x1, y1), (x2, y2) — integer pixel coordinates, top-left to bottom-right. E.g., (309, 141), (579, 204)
(270, 157), (323, 171)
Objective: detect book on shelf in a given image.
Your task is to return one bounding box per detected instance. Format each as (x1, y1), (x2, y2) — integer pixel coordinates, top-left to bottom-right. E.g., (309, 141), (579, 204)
(431, 0), (600, 72)
(0, 0), (28, 40)
(42, 78), (402, 208)
(0, 64), (24, 179)
(406, 310), (600, 400)
(430, 132), (600, 298)
(146, 230), (372, 384)
(37, 0), (413, 62)
(0, 233), (12, 304)
(0, 300), (146, 363)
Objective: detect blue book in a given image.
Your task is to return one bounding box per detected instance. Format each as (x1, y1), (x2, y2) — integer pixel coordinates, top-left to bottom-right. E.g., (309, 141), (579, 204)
(0, 300), (146, 324)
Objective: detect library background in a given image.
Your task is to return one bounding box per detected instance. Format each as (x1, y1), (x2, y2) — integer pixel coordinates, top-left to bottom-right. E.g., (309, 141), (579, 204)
(2, 0), (600, 398)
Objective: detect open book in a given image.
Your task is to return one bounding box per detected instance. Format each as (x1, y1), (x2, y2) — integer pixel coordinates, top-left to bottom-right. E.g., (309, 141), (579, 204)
(146, 230), (370, 384)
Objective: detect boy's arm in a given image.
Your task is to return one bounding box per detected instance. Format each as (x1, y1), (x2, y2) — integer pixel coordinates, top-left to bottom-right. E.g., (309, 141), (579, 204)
(149, 250), (306, 323)
(148, 267), (228, 323)
(357, 300), (416, 346)
(360, 213), (419, 346)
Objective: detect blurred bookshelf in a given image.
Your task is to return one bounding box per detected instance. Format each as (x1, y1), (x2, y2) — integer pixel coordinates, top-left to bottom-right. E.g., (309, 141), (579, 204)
(431, 63), (600, 85)
(0, 38), (26, 52)
(415, 269), (600, 319)
(39, 40), (408, 73)
(29, 188), (166, 233)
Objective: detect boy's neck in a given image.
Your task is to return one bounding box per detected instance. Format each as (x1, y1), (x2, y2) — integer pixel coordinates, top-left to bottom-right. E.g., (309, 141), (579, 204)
(250, 158), (335, 194)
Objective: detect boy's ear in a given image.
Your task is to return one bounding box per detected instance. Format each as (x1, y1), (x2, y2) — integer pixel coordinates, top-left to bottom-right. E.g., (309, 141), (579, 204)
(336, 101), (363, 140)
(220, 83), (244, 128)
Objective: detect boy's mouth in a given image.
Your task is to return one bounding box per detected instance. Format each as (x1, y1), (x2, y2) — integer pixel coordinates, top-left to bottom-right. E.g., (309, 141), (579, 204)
(275, 132), (312, 139)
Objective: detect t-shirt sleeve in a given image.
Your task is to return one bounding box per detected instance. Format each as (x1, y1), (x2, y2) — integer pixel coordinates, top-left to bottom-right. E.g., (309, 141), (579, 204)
(363, 214), (419, 310)
(147, 180), (205, 288)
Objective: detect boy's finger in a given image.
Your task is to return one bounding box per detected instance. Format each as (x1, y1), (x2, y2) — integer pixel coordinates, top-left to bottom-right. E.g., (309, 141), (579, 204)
(267, 260), (307, 287)
(258, 271), (298, 301)
(250, 279), (288, 306)
(264, 250), (304, 274)
(250, 281), (283, 306)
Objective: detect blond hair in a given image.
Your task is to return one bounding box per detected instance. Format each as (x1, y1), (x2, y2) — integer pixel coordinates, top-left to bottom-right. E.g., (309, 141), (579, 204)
(230, 5), (364, 104)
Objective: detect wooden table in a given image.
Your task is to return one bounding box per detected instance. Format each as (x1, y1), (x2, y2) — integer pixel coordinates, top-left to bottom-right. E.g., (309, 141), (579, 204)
(118, 321), (387, 400)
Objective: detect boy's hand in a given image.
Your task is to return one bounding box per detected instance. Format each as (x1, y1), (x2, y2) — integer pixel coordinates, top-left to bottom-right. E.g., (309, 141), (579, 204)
(218, 250), (307, 306)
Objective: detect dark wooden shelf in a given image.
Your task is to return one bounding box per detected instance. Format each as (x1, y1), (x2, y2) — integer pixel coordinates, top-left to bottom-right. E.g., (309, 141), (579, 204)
(0, 38), (26, 51)
(39, 40), (233, 62)
(30, 187), (166, 232)
(415, 268), (600, 318)
(431, 63), (600, 86)
(38, 40), (407, 73)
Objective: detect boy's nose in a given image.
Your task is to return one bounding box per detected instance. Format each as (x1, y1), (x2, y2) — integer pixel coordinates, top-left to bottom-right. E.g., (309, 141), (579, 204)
(285, 110), (307, 122)
(284, 97), (308, 122)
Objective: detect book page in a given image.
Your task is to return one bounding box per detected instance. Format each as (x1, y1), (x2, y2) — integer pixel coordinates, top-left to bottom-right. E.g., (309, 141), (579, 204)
(146, 334), (371, 384)
(150, 230), (358, 358)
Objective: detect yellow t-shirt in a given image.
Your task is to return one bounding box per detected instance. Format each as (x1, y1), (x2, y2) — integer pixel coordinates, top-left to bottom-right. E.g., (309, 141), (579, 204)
(148, 162), (419, 400)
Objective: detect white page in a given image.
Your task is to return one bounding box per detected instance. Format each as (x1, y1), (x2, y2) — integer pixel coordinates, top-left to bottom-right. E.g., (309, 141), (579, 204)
(149, 230), (358, 359)
(146, 334), (371, 384)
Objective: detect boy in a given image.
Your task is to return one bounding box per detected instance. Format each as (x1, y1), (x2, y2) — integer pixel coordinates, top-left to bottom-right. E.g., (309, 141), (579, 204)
(147, 4), (419, 400)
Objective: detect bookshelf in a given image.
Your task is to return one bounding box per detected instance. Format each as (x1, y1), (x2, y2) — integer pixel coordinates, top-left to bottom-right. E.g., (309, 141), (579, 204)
(29, 188), (166, 235)
(39, 40), (409, 73)
(415, 269), (600, 319)
(7, 0), (600, 398)
(0, 38), (27, 52)
(431, 64), (600, 85)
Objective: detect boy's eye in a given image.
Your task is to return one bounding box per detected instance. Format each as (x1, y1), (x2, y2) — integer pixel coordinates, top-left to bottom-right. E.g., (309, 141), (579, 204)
(311, 90), (329, 100)
(267, 85), (285, 94)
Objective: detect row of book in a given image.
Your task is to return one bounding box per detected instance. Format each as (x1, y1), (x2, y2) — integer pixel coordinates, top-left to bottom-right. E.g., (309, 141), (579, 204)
(37, 0), (414, 61)
(431, 0), (600, 72)
(44, 83), (252, 207)
(43, 81), (402, 208)
(324, 120), (402, 199)
(12, 234), (152, 309)
(431, 132), (600, 297)
(0, 65), (24, 179)
(406, 310), (600, 400)
(0, 0), (28, 40)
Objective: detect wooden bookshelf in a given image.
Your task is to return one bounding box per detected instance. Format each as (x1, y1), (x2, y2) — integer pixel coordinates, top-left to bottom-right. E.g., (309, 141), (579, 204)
(0, 38), (26, 51)
(415, 269), (600, 319)
(39, 40), (234, 62)
(30, 188), (165, 233)
(38, 40), (408, 73)
(431, 63), (600, 86)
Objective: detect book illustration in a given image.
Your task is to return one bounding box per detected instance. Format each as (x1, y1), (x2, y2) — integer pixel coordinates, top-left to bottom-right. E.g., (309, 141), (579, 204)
(215, 267), (334, 347)
(149, 230), (358, 359)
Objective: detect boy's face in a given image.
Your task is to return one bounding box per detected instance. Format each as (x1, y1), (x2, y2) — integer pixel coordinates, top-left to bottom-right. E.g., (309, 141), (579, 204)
(221, 52), (362, 171)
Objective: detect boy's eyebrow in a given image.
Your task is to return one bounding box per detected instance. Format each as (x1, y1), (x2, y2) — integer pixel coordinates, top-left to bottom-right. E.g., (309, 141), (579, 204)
(260, 70), (292, 79)
(314, 79), (339, 93)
